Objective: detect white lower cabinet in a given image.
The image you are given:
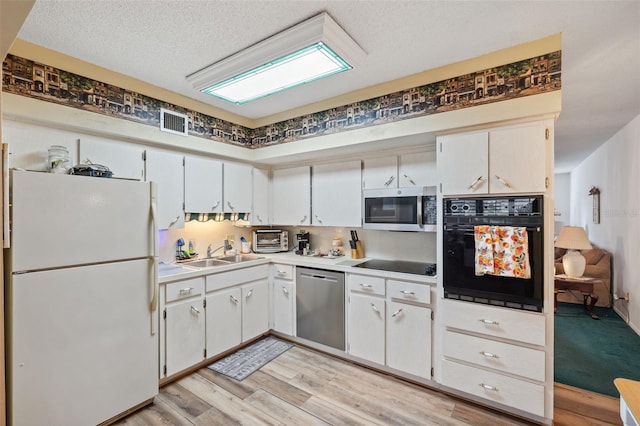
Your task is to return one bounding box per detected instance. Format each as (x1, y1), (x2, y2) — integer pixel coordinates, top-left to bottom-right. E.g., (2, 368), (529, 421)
(387, 301), (431, 378)
(161, 277), (205, 378)
(241, 279), (270, 342)
(271, 263), (295, 335)
(205, 286), (242, 356)
(205, 265), (270, 358)
(347, 273), (433, 378)
(440, 299), (546, 417)
(348, 292), (386, 364)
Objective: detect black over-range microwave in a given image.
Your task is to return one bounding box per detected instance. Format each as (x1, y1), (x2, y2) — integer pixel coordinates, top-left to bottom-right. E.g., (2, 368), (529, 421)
(362, 186), (436, 232)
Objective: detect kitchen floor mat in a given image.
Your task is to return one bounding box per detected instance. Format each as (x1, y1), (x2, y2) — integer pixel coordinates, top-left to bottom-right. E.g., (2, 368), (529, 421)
(207, 336), (293, 381)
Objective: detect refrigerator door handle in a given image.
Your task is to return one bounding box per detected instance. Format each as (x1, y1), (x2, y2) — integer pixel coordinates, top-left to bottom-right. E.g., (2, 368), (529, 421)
(2, 144), (9, 249)
(149, 182), (159, 335)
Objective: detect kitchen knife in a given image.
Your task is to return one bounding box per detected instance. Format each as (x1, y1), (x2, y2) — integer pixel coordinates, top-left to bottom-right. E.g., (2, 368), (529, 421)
(353, 230), (359, 241)
(349, 240), (357, 249)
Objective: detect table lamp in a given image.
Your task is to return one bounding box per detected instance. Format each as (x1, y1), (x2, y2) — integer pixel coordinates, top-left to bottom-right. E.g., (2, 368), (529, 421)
(555, 226), (593, 278)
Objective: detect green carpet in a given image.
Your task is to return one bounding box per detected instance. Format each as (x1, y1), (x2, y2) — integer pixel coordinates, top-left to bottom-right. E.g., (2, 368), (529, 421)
(554, 302), (640, 397)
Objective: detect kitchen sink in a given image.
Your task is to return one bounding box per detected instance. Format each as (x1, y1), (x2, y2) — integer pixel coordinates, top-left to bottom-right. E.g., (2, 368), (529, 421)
(180, 254), (264, 269)
(216, 254), (264, 263)
(182, 258), (231, 269)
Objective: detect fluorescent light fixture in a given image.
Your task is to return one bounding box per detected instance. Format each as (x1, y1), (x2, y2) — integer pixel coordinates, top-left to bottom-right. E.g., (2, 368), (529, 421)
(187, 12), (366, 104)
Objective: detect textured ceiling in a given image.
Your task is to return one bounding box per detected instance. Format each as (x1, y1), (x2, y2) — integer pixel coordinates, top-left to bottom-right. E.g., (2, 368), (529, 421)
(14, 0), (640, 172)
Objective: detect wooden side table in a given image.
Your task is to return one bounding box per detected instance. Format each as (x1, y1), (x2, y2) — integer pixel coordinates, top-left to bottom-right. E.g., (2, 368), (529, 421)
(614, 378), (640, 426)
(554, 274), (601, 320)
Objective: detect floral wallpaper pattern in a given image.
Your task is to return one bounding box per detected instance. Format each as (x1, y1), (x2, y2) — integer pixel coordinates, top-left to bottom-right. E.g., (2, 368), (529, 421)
(2, 51), (560, 149)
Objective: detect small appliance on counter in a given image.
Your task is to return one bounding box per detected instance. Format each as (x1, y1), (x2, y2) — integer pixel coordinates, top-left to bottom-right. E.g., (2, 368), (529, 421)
(295, 231), (310, 255)
(253, 229), (288, 253)
(349, 230), (365, 259)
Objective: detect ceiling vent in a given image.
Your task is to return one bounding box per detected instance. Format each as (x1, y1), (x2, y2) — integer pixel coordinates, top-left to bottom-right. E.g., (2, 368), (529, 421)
(160, 108), (189, 136)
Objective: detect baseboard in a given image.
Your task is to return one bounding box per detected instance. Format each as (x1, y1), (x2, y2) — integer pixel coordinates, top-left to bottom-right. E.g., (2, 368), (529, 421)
(613, 305), (640, 336)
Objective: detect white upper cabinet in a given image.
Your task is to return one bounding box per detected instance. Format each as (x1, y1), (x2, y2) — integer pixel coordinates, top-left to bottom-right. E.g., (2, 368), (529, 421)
(272, 166), (311, 226)
(488, 122), (548, 194)
(398, 151), (436, 187)
(223, 162), (252, 213)
(251, 167), (270, 226)
(145, 148), (184, 230)
(438, 121), (550, 195)
(363, 151), (435, 189)
(184, 155), (223, 213)
(79, 136), (144, 181)
(312, 160), (362, 227)
(362, 156), (398, 189)
(438, 131), (489, 195)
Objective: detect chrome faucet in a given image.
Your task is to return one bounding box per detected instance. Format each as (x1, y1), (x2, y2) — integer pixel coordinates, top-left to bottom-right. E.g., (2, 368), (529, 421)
(207, 244), (224, 258)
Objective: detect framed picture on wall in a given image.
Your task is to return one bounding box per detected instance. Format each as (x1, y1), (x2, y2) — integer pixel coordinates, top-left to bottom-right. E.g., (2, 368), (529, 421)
(589, 186), (600, 224)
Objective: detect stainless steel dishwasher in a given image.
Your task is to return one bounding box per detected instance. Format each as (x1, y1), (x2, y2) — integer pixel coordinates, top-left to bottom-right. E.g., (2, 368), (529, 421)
(296, 267), (345, 350)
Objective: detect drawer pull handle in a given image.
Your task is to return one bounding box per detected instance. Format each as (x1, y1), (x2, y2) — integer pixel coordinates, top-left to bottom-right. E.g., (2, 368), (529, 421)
(478, 319), (499, 325)
(230, 295), (239, 304)
(282, 286), (289, 295)
(391, 308), (403, 318)
(370, 303), (379, 313)
(246, 289), (253, 299)
(480, 351), (499, 359)
(400, 290), (415, 296)
(479, 383), (499, 392)
(190, 306), (200, 315)
(179, 287), (194, 295)
(360, 283), (372, 289)
(277, 270), (287, 276)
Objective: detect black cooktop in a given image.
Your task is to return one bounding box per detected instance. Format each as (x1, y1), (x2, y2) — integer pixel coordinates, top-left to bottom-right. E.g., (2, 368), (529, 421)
(353, 259), (436, 276)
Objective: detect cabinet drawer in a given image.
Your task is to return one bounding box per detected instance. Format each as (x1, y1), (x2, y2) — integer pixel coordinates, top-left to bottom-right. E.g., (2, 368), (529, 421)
(441, 359), (544, 417)
(443, 330), (545, 382)
(387, 280), (431, 304)
(347, 274), (385, 296)
(442, 299), (545, 346)
(165, 277), (204, 303)
(206, 265), (269, 292)
(272, 263), (294, 280)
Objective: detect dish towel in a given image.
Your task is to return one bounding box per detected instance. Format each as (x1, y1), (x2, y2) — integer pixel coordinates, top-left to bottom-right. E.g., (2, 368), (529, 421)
(474, 225), (496, 276)
(474, 225), (531, 279)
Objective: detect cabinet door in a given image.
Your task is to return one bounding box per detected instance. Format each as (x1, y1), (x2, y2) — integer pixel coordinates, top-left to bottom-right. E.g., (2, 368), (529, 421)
(312, 160), (362, 227)
(362, 156), (398, 189)
(272, 166), (310, 226)
(223, 162), (253, 213)
(184, 155), (223, 213)
(489, 123), (548, 193)
(272, 279), (294, 335)
(205, 287), (242, 357)
(79, 136), (144, 180)
(251, 167), (270, 225)
(386, 301), (431, 378)
(242, 279), (269, 342)
(347, 293), (385, 364)
(145, 149), (184, 229)
(165, 299), (205, 376)
(438, 132), (489, 195)
(399, 151), (436, 187)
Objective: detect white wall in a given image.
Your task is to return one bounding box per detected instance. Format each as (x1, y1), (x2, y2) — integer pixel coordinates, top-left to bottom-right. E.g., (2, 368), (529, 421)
(569, 114), (640, 333)
(553, 172), (571, 236)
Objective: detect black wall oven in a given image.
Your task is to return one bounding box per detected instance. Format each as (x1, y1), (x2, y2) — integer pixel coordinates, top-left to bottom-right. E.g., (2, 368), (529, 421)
(443, 195), (544, 312)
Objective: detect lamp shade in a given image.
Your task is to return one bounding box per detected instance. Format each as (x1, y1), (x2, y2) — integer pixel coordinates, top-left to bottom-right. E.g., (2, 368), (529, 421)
(555, 226), (593, 250)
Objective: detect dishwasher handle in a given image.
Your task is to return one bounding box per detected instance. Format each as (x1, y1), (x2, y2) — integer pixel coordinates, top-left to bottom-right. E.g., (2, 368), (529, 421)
(298, 272), (339, 283)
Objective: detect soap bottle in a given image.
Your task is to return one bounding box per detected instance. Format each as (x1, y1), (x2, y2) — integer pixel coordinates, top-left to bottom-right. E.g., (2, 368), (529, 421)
(188, 240), (195, 256)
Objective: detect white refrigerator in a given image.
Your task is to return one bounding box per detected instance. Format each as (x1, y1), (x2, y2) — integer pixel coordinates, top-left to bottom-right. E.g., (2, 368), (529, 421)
(5, 170), (159, 426)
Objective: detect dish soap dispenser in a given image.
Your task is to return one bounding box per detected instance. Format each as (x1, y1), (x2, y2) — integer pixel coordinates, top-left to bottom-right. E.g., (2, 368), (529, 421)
(188, 240), (195, 257)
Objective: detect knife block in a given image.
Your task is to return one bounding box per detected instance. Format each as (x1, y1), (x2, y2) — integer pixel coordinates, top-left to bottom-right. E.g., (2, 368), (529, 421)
(351, 241), (365, 259)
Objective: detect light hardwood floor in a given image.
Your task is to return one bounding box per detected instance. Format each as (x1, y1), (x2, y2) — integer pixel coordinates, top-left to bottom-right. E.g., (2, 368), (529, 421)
(115, 345), (621, 426)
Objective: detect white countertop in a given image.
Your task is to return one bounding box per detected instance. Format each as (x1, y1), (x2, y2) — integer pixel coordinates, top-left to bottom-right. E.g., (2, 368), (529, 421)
(159, 252), (436, 285)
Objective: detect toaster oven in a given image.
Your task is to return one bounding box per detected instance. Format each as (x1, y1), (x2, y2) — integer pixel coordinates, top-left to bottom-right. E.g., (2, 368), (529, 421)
(253, 229), (289, 253)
